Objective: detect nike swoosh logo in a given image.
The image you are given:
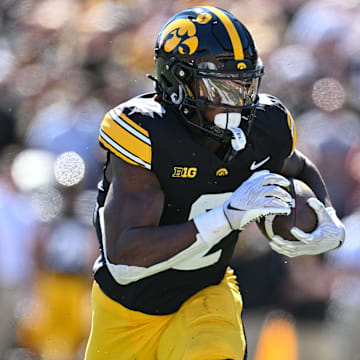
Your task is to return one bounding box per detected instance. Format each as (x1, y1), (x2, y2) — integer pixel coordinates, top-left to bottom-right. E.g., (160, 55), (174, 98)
(250, 156), (271, 171)
(227, 203), (245, 211)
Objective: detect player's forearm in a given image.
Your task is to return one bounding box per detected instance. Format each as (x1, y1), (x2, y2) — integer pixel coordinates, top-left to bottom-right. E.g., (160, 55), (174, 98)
(101, 204), (233, 284)
(106, 221), (198, 267)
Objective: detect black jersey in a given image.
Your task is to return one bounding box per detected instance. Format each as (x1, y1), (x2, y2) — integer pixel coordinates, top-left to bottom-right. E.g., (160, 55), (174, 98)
(93, 92), (297, 315)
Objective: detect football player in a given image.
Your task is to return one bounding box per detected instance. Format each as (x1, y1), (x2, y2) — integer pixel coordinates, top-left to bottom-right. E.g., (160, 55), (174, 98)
(85, 6), (345, 360)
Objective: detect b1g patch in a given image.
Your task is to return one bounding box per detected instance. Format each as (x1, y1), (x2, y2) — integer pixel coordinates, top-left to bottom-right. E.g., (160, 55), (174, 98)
(172, 166), (198, 178)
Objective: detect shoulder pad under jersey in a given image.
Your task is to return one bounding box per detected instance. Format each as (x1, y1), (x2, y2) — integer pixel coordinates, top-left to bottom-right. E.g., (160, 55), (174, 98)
(99, 94), (165, 169)
(257, 93), (297, 155)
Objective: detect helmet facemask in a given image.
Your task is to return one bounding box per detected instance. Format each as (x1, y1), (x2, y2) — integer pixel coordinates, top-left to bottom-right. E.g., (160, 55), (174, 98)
(167, 60), (263, 148)
(196, 61), (261, 109)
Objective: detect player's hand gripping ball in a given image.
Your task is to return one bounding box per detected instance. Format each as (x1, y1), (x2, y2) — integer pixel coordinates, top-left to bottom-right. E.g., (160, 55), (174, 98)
(257, 178), (317, 241)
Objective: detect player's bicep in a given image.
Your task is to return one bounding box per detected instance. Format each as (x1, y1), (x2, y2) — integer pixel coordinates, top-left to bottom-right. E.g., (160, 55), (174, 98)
(104, 155), (164, 247)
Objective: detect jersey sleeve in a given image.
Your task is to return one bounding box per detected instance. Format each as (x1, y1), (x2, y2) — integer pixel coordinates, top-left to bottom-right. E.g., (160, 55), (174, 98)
(257, 94), (297, 159)
(284, 106), (297, 156)
(99, 107), (152, 170)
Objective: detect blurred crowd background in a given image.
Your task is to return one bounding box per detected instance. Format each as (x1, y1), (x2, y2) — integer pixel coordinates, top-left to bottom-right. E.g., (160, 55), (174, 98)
(1, 0), (360, 359)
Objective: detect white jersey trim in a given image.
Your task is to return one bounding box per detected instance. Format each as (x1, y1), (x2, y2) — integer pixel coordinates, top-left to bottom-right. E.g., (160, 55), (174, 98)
(109, 109), (151, 145)
(100, 129), (151, 170)
(98, 207), (227, 285)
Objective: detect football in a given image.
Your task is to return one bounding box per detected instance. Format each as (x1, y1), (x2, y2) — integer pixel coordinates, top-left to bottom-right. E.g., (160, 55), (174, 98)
(257, 178), (318, 241)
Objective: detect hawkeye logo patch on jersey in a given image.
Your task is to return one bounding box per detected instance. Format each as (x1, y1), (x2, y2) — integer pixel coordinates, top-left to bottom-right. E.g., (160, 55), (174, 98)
(216, 168), (229, 177)
(172, 167), (198, 178)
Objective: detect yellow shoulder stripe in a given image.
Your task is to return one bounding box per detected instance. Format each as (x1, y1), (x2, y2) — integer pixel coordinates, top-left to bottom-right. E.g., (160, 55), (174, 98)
(115, 110), (149, 137)
(286, 109), (297, 154)
(99, 135), (139, 167)
(202, 6), (244, 60)
(100, 113), (151, 166)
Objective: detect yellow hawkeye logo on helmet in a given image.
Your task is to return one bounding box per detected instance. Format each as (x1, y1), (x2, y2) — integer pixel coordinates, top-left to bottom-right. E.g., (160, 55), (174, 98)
(237, 62), (247, 70)
(196, 13), (212, 24)
(159, 19), (198, 55)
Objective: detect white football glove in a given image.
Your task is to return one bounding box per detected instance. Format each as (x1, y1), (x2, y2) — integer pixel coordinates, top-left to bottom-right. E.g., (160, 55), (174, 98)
(269, 198), (345, 257)
(223, 170), (294, 230)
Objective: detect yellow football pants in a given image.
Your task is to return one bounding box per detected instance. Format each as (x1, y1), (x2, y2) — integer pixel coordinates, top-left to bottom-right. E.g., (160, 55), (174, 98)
(85, 267), (246, 360)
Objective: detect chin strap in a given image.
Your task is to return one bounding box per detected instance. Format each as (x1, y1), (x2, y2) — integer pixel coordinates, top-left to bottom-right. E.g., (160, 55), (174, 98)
(229, 127), (247, 151)
(214, 112), (247, 151)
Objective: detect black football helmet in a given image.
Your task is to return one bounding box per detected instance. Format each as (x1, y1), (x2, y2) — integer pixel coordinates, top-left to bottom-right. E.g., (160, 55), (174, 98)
(153, 6), (264, 143)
